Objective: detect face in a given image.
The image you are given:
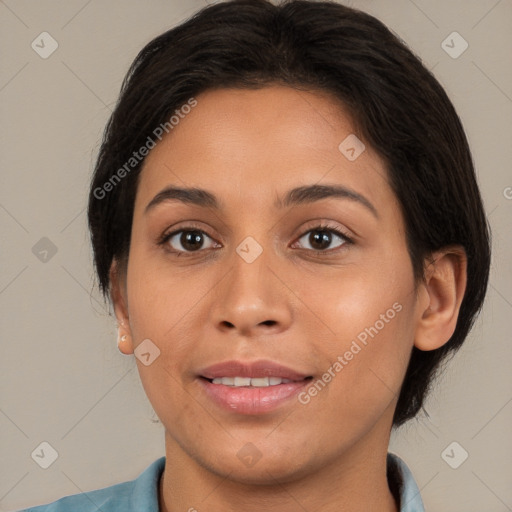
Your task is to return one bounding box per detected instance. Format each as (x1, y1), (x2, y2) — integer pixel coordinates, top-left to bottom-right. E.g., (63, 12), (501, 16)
(113, 85), (426, 483)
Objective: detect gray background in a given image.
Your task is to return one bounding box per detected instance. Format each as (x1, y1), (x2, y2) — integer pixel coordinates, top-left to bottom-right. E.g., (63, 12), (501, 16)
(1, 0), (511, 511)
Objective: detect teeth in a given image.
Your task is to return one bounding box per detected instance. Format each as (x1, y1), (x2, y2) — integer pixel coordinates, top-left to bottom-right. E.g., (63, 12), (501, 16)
(234, 377), (251, 386)
(250, 377), (270, 387)
(210, 376), (293, 387)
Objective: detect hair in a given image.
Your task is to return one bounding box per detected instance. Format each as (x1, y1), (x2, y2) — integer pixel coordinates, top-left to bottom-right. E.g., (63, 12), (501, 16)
(87, 0), (491, 427)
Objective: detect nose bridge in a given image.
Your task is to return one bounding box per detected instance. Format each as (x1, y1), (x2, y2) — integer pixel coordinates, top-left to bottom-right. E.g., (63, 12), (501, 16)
(227, 236), (275, 310)
(210, 231), (291, 334)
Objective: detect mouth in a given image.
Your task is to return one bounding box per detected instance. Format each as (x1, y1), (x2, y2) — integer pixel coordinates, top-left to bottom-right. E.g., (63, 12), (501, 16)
(196, 360), (314, 414)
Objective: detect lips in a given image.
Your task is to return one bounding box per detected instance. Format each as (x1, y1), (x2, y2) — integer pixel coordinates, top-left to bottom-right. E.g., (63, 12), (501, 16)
(197, 360), (313, 414)
(199, 359), (312, 382)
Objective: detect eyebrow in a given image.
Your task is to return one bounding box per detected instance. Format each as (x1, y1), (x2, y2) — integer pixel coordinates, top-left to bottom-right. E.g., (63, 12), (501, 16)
(144, 184), (379, 218)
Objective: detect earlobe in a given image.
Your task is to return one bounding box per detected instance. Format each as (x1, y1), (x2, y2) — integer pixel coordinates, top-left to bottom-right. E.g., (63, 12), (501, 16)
(117, 331), (134, 355)
(414, 246), (467, 351)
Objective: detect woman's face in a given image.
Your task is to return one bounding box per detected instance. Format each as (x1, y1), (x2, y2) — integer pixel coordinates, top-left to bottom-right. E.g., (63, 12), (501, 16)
(114, 85), (427, 482)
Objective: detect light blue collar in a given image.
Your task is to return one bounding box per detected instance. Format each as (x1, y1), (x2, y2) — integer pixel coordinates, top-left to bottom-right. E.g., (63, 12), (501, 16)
(388, 452), (426, 511)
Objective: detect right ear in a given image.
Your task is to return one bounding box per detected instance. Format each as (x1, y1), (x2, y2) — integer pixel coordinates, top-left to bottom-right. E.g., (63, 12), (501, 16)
(109, 259), (134, 354)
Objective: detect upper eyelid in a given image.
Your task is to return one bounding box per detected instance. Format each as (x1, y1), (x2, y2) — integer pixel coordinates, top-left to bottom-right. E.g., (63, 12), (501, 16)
(162, 218), (352, 238)
(162, 223), (349, 239)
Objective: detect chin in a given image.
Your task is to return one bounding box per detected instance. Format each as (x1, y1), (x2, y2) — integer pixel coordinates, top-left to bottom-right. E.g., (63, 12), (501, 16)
(202, 449), (317, 486)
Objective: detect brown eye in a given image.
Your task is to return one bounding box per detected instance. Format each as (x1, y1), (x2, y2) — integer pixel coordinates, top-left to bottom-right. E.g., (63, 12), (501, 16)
(294, 226), (351, 252)
(163, 229), (217, 253)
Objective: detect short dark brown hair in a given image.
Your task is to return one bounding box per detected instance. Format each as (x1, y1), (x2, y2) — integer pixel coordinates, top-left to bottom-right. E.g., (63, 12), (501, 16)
(88, 0), (491, 427)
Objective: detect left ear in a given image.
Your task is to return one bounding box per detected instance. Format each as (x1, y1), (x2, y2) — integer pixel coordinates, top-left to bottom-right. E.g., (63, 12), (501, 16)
(414, 245), (467, 351)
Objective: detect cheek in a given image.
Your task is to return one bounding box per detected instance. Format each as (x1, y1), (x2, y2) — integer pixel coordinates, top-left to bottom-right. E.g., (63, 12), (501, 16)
(125, 240), (204, 337)
(305, 259), (415, 400)
(124, 247), (218, 393)
(294, 304), (415, 440)
(302, 259), (410, 342)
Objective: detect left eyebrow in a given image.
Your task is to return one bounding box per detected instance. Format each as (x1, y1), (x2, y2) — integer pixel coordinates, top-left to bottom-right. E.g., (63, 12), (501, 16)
(144, 183), (379, 219)
(275, 183), (379, 219)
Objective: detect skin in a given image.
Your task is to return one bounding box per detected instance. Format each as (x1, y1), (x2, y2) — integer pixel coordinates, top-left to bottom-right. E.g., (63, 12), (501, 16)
(110, 85), (467, 512)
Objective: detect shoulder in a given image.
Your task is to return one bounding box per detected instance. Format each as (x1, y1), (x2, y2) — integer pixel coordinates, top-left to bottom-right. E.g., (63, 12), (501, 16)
(18, 480), (133, 512)
(16, 457), (166, 512)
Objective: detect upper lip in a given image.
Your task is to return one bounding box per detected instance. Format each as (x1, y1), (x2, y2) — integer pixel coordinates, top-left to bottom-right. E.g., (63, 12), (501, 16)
(199, 360), (311, 381)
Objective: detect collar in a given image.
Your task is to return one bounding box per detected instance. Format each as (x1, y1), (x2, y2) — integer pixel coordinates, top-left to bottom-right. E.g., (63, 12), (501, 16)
(387, 452), (426, 512)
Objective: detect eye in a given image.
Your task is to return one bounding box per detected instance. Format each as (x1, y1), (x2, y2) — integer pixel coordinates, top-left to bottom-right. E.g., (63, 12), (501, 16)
(157, 222), (353, 256)
(159, 228), (218, 254)
(293, 224), (353, 253)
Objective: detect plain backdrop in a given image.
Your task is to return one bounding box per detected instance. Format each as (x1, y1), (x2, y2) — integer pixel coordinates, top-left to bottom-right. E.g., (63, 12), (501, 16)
(1, 1), (511, 511)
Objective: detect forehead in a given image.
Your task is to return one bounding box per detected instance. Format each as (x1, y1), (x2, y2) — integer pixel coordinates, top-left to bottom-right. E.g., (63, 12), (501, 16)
(135, 85), (392, 214)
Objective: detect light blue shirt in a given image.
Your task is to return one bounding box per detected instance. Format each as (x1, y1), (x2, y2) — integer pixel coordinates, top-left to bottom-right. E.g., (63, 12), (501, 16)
(17, 452), (425, 511)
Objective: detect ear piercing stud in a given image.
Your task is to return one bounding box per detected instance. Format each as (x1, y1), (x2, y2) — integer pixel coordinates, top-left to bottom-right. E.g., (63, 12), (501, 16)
(118, 333), (130, 348)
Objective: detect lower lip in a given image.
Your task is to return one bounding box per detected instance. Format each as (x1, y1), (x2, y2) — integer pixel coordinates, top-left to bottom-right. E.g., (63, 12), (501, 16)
(199, 377), (311, 415)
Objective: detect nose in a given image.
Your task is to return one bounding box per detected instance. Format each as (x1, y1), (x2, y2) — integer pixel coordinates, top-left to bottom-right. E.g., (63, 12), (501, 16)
(209, 247), (293, 338)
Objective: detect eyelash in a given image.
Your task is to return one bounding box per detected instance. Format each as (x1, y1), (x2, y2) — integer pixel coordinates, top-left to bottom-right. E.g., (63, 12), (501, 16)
(157, 222), (354, 257)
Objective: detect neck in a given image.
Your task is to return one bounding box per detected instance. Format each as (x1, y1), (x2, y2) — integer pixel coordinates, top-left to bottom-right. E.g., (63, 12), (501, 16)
(158, 422), (399, 512)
